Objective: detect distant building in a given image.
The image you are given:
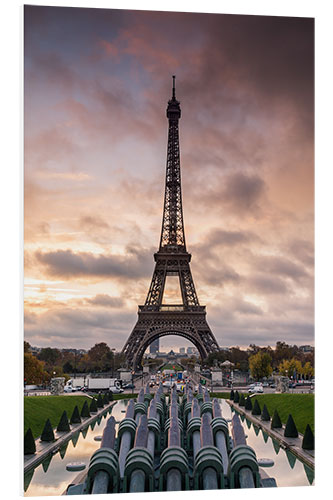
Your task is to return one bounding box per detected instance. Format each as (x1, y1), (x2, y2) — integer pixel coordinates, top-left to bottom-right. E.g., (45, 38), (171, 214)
(299, 345), (314, 353)
(29, 346), (41, 356)
(179, 347), (185, 354)
(149, 338), (159, 354)
(186, 346), (198, 355)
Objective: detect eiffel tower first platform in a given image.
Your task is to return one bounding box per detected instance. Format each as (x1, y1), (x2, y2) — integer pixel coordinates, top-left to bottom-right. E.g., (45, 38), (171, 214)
(122, 77), (220, 370)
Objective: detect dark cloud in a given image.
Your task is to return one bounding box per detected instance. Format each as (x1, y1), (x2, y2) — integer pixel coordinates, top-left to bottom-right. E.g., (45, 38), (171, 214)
(85, 294), (124, 308)
(24, 307), (137, 349)
(206, 228), (260, 247)
(247, 274), (289, 295)
(288, 239), (314, 267)
(35, 247), (152, 280)
(249, 255), (309, 283)
(197, 263), (241, 287)
(222, 172), (266, 212)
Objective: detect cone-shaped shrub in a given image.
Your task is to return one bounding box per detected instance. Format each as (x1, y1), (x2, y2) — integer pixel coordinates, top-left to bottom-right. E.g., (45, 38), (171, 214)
(103, 392), (109, 405)
(302, 424), (314, 450)
(57, 411), (70, 432)
(239, 393), (246, 407)
(24, 428), (36, 454)
(234, 390), (240, 403)
(90, 398), (98, 413)
(230, 389), (235, 400)
(109, 391), (114, 401)
(245, 396), (252, 411)
(271, 409), (282, 429)
(261, 404), (270, 421)
(70, 405), (82, 424)
(40, 418), (55, 442)
(80, 400), (90, 418)
(96, 393), (104, 408)
(252, 399), (261, 416)
(284, 414), (298, 438)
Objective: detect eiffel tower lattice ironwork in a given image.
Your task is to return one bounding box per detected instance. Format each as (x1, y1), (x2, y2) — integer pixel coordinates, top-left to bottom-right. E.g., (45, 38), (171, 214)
(122, 76), (220, 369)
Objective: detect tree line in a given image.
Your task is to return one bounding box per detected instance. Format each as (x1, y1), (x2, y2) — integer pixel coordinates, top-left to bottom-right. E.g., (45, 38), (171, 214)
(24, 341), (126, 385)
(204, 341), (314, 380)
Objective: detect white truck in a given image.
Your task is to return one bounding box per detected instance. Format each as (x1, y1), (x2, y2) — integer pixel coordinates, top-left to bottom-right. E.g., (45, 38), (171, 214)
(64, 377), (86, 393)
(85, 378), (123, 393)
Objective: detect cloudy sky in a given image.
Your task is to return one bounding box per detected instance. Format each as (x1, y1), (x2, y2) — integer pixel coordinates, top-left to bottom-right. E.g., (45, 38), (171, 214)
(24, 5), (314, 352)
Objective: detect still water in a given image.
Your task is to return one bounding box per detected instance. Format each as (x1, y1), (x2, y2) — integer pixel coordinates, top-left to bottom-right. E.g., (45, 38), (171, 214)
(24, 398), (314, 496)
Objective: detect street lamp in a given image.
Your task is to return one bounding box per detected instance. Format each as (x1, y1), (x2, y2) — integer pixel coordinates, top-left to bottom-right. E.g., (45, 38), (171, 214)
(111, 348), (116, 378)
(131, 371), (135, 394)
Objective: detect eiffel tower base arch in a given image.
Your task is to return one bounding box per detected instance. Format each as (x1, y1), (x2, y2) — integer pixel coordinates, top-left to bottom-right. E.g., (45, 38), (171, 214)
(122, 306), (220, 371)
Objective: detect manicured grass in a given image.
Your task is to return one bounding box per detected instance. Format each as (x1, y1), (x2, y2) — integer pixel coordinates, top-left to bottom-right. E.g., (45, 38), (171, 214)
(24, 395), (92, 438)
(112, 393), (138, 400)
(211, 392), (314, 435)
(249, 393), (314, 435)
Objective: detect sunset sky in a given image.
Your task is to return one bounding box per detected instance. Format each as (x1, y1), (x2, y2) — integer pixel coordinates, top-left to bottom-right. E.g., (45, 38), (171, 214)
(24, 5), (314, 352)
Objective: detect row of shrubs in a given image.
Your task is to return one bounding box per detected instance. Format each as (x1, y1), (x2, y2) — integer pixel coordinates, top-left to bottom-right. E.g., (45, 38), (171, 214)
(24, 392), (113, 455)
(229, 389), (314, 450)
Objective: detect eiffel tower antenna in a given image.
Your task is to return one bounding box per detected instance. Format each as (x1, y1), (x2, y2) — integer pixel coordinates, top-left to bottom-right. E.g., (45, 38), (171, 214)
(122, 77), (220, 370)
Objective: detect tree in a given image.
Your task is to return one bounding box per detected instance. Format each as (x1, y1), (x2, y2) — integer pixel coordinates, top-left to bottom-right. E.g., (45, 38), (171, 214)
(24, 353), (49, 384)
(248, 352), (273, 380)
(278, 358), (302, 378)
(38, 347), (62, 367)
(24, 341), (31, 353)
(302, 361), (314, 379)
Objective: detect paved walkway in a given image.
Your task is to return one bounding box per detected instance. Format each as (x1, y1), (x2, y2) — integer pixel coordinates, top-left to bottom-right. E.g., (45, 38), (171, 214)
(24, 401), (116, 474)
(227, 399), (314, 469)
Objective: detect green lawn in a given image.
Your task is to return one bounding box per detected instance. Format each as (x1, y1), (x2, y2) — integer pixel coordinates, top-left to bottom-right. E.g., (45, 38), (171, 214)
(24, 395), (92, 438)
(211, 392), (314, 435)
(249, 393), (314, 435)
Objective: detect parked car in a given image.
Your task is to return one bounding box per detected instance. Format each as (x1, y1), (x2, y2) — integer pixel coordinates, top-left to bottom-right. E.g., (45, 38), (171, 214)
(123, 383), (135, 390)
(109, 387), (124, 394)
(248, 385), (263, 394)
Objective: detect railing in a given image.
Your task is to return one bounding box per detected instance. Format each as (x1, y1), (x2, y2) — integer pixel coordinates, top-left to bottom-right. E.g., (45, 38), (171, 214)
(139, 305), (206, 312)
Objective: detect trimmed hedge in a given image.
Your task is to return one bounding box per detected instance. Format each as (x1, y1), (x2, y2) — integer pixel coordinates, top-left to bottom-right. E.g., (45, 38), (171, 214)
(24, 428), (36, 455)
(252, 399), (261, 416)
(261, 404), (270, 421)
(245, 396), (252, 411)
(239, 393), (246, 407)
(284, 414), (298, 438)
(271, 409), (282, 429)
(70, 405), (82, 424)
(234, 391), (240, 403)
(80, 400), (90, 418)
(96, 394), (104, 408)
(57, 410), (70, 432)
(40, 418), (55, 442)
(230, 389), (235, 400)
(90, 398), (98, 413)
(302, 424), (314, 450)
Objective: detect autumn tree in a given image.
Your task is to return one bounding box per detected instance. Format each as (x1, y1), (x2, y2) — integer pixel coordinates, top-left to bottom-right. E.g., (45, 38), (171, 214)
(38, 347), (62, 367)
(302, 361), (314, 379)
(248, 352), (273, 380)
(278, 358), (303, 378)
(24, 352), (49, 384)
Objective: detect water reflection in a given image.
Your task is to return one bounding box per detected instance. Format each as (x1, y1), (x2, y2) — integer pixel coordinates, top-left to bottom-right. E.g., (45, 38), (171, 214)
(41, 454), (52, 473)
(286, 449), (296, 469)
(303, 463), (314, 485)
(24, 470), (34, 492)
(59, 442), (68, 460)
(71, 431), (79, 448)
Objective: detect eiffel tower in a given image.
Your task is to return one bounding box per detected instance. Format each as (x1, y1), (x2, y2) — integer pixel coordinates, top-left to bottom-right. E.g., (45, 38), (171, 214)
(122, 76), (220, 369)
